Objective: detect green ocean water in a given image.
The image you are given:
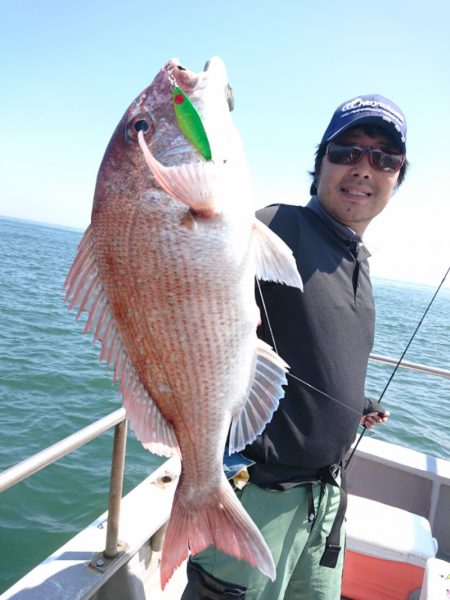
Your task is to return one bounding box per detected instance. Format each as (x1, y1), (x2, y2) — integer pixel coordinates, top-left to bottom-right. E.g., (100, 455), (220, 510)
(0, 215), (449, 593)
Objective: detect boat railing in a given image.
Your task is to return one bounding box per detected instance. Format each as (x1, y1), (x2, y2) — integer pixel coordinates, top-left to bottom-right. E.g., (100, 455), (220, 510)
(1, 354), (449, 561)
(0, 407), (128, 560)
(369, 353), (450, 379)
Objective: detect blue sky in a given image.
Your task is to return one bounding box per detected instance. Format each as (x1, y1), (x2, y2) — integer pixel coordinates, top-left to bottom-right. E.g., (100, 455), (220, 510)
(1, 0), (449, 286)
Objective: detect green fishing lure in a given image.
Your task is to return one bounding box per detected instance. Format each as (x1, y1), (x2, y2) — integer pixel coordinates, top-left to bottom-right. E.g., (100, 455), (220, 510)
(172, 87), (212, 161)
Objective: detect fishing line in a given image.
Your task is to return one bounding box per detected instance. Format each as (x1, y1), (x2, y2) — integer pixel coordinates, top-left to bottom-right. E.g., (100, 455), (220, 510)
(256, 279), (279, 354)
(257, 264), (450, 462)
(256, 278), (361, 416)
(345, 264), (450, 470)
(287, 372), (362, 416)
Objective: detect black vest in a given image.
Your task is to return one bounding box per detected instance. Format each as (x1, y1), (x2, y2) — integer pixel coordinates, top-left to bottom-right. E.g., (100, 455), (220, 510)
(245, 203), (375, 488)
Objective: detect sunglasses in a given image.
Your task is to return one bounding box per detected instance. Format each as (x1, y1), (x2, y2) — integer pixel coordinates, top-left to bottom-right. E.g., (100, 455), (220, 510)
(326, 143), (405, 173)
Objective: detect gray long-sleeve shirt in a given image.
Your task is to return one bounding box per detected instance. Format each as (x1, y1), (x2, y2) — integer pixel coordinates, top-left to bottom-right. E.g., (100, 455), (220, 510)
(245, 200), (375, 488)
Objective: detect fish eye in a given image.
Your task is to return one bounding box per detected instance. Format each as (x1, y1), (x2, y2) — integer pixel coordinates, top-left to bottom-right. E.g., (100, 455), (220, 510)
(126, 114), (154, 142)
(226, 83), (234, 111)
(134, 119), (149, 133)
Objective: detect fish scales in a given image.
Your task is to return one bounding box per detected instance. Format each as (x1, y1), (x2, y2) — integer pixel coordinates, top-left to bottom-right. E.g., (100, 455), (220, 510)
(94, 203), (254, 405)
(65, 56), (303, 588)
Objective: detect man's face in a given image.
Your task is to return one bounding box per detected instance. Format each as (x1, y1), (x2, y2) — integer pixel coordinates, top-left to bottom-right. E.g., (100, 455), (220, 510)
(316, 127), (402, 235)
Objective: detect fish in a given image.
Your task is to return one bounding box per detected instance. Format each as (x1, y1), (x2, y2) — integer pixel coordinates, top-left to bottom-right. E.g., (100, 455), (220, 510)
(64, 56), (303, 588)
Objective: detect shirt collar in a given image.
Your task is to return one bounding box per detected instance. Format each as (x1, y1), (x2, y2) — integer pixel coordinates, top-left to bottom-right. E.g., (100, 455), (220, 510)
(306, 196), (371, 258)
(307, 196), (359, 242)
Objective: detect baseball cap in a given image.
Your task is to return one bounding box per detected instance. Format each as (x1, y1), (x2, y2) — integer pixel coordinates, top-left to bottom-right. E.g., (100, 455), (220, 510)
(321, 94), (407, 153)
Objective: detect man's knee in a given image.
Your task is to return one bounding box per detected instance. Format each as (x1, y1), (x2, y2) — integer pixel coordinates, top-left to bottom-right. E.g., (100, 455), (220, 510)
(181, 559), (247, 599)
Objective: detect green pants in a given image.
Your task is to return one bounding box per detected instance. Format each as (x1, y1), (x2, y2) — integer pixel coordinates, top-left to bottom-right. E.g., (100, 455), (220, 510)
(190, 481), (345, 600)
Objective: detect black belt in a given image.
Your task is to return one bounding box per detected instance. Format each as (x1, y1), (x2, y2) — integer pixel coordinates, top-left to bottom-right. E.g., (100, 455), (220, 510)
(318, 464), (347, 568)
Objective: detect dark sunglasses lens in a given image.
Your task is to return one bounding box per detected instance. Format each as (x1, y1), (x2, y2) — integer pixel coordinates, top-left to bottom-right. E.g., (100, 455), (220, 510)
(370, 150), (404, 172)
(327, 144), (361, 165)
(328, 143), (404, 172)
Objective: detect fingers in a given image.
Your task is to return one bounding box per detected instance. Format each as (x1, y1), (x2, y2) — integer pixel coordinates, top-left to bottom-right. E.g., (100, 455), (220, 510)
(360, 411), (390, 429)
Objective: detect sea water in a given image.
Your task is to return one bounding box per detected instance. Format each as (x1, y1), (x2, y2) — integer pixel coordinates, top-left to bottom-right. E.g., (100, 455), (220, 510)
(0, 216), (449, 592)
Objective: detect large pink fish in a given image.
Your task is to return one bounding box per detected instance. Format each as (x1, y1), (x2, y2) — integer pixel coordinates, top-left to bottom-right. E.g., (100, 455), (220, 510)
(65, 56), (302, 588)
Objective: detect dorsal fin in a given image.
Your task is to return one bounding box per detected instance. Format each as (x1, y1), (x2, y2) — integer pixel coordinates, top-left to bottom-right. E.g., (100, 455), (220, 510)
(64, 226), (180, 457)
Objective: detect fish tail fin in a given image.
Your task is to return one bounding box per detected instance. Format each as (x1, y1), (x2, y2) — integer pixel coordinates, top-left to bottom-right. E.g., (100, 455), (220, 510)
(160, 477), (275, 589)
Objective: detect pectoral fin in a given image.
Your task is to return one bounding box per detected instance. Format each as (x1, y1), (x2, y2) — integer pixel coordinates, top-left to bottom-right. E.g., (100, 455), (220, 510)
(138, 130), (219, 216)
(252, 218), (303, 289)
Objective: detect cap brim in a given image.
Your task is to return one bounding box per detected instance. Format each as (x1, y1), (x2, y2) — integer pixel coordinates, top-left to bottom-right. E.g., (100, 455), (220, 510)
(326, 116), (406, 153)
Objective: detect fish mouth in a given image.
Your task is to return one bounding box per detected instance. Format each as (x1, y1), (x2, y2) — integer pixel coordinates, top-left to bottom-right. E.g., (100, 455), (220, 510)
(137, 57), (233, 216)
(165, 56), (226, 86)
(167, 57), (234, 111)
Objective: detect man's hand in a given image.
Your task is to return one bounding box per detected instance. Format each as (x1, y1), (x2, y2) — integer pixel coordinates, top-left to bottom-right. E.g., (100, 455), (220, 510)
(360, 411), (390, 429)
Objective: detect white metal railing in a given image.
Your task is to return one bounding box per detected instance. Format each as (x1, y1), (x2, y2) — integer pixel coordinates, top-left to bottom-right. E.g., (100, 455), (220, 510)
(0, 407), (128, 560)
(1, 355), (448, 495)
(0, 408), (126, 494)
(369, 353), (450, 379)
(0, 354), (448, 559)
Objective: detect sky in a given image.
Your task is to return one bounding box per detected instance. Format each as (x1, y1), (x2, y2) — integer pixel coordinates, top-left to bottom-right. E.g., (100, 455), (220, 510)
(1, 0), (449, 288)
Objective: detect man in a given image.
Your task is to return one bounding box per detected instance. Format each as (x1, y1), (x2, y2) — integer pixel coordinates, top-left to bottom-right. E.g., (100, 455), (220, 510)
(181, 94), (408, 599)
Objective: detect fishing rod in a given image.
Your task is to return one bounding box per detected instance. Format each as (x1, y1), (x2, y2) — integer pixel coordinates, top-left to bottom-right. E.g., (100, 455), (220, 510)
(345, 264), (450, 469)
(257, 264), (450, 457)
